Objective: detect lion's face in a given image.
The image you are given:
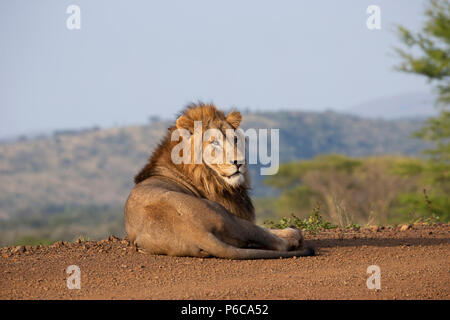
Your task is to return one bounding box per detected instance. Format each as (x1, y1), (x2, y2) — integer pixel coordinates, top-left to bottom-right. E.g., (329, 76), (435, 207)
(202, 121), (246, 187)
(174, 105), (247, 187)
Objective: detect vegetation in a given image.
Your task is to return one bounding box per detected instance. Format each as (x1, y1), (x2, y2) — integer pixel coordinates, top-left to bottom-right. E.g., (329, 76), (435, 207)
(261, 2), (450, 230)
(395, 0), (450, 105)
(263, 155), (449, 226)
(393, 0), (450, 222)
(0, 205), (125, 247)
(264, 204), (337, 234)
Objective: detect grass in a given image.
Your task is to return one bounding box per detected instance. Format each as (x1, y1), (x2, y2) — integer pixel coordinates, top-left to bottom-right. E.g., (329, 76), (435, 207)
(13, 236), (55, 247)
(264, 200), (443, 235)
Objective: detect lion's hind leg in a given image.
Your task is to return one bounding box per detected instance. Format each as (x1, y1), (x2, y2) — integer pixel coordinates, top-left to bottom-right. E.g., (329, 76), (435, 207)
(197, 232), (314, 260)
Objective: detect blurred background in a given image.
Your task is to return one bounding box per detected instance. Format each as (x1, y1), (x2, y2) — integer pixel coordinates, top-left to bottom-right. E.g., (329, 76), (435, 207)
(0, 0), (448, 245)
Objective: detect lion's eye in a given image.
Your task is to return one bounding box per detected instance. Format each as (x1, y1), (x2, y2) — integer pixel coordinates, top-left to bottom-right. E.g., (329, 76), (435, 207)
(211, 140), (220, 147)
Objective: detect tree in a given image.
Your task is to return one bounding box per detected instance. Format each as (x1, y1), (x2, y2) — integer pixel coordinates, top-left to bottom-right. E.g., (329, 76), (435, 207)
(394, 0), (450, 217)
(395, 0), (450, 106)
(394, 0), (450, 162)
(265, 155), (418, 225)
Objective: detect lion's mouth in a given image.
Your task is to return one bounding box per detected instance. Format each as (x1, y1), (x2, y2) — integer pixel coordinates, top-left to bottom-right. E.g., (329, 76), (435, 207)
(224, 172), (241, 178)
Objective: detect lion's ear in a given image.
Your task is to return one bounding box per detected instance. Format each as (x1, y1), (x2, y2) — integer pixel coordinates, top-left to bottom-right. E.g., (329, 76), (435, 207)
(176, 115), (194, 132)
(226, 110), (242, 129)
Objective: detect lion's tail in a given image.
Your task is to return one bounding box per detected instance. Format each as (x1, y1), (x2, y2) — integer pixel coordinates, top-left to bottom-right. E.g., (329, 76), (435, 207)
(199, 233), (315, 260)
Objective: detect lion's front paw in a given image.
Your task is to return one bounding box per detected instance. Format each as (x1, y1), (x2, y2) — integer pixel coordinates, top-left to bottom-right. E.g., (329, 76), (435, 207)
(274, 227), (304, 251)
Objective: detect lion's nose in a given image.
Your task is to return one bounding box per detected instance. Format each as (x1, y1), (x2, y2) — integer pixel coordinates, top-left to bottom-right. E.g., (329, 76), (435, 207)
(233, 160), (242, 168)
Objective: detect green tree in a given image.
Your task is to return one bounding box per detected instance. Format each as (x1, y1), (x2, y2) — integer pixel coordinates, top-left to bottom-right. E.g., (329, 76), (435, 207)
(394, 0), (450, 217)
(395, 0), (450, 106)
(394, 0), (450, 162)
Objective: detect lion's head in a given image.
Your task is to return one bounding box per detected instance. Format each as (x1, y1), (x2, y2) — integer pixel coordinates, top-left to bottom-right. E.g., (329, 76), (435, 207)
(134, 102), (254, 221)
(174, 103), (247, 187)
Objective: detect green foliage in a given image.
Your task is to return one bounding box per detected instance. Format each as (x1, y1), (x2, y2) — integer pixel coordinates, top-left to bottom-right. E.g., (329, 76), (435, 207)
(408, 212), (441, 226)
(395, 0), (450, 201)
(275, 185), (321, 218)
(0, 205), (125, 247)
(13, 236), (55, 247)
(265, 154), (362, 191)
(265, 155), (450, 225)
(394, 188), (449, 222)
(264, 204), (337, 234)
(392, 158), (426, 176)
(74, 236), (91, 242)
(392, 158), (449, 222)
(395, 0), (450, 105)
(253, 197), (278, 222)
(415, 110), (450, 176)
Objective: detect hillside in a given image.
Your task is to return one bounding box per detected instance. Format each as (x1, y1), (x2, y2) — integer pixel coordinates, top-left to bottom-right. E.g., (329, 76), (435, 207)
(345, 92), (437, 119)
(0, 111), (428, 245)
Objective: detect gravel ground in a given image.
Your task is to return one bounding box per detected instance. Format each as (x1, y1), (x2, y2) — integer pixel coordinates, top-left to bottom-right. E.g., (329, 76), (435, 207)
(0, 223), (448, 300)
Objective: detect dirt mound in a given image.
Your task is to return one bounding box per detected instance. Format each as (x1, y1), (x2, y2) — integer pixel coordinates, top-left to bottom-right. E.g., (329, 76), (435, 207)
(1, 224), (449, 299)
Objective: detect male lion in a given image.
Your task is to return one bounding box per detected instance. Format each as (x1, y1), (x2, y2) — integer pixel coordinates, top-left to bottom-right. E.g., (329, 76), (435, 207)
(125, 103), (315, 259)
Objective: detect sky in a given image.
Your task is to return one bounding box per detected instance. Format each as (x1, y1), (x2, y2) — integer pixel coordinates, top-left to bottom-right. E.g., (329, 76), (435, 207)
(0, 0), (431, 138)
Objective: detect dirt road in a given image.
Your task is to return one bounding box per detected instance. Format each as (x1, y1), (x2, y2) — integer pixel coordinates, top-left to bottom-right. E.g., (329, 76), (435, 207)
(1, 224), (448, 299)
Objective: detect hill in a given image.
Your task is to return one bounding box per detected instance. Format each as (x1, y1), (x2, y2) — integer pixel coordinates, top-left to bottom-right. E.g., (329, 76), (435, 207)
(345, 92), (437, 119)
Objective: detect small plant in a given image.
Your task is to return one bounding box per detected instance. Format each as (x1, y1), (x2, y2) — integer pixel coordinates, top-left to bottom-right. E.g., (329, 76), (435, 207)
(423, 188), (436, 218)
(409, 213), (441, 225)
(73, 235), (91, 243)
(406, 188), (442, 225)
(264, 203), (337, 234)
(345, 223), (361, 230)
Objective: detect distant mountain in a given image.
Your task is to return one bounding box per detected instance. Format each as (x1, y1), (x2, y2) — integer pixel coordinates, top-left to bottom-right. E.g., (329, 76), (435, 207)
(0, 110), (428, 222)
(345, 92), (437, 119)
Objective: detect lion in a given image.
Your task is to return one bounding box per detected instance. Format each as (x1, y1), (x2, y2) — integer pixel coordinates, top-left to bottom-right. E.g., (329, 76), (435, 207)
(125, 103), (315, 259)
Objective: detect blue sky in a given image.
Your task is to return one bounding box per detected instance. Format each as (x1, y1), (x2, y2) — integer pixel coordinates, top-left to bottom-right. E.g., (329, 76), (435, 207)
(0, 0), (430, 137)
